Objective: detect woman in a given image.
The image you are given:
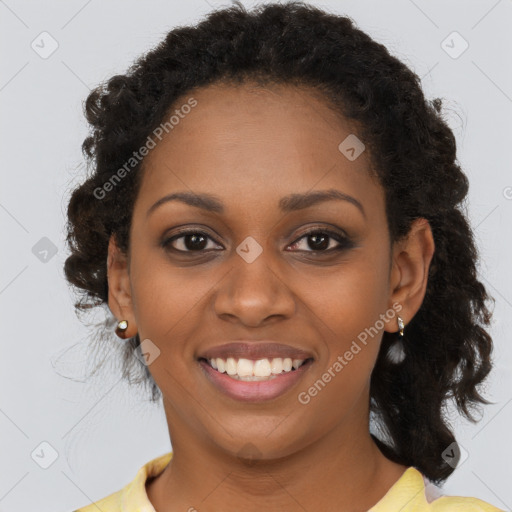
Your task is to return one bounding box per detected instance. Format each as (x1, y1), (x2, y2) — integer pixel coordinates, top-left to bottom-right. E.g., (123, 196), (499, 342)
(65, 2), (503, 510)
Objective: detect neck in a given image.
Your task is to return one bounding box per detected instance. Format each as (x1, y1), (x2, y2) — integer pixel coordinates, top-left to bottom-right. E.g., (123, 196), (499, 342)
(146, 401), (408, 511)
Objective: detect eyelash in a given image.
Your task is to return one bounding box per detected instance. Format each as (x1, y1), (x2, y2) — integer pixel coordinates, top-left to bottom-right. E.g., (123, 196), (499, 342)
(161, 227), (353, 255)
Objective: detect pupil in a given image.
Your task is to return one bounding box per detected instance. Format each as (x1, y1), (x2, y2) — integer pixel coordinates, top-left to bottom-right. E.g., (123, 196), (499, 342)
(309, 233), (328, 250)
(185, 234), (207, 250)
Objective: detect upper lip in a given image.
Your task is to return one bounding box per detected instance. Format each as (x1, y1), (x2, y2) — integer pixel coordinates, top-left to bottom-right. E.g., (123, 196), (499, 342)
(198, 342), (315, 361)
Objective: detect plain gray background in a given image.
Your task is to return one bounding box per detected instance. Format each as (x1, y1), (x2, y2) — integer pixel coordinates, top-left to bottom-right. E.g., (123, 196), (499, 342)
(1, 0), (511, 511)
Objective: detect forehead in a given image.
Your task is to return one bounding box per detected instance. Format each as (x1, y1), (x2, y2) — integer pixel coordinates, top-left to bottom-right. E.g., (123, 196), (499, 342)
(135, 82), (383, 220)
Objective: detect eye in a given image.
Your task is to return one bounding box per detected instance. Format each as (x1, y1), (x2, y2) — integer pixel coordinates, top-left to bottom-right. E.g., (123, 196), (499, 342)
(161, 230), (222, 253)
(287, 229), (352, 253)
(161, 227), (354, 255)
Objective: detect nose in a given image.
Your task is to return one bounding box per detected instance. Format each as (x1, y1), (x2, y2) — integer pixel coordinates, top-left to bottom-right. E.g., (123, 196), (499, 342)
(213, 252), (296, 327)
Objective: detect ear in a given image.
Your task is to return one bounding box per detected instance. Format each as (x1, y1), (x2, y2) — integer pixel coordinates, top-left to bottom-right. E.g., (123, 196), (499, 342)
(385, 218), (435, 333)
(107, 235), (138, 338)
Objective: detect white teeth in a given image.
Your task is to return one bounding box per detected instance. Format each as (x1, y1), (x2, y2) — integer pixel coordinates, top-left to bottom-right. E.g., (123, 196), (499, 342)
(205, 356), (308, 380)
(229, 374), (277, 381)
(253, 359), (271, 377)
(226, 357), (237, 376)
(237, 358), (253, 377)
(270, 358), (283, 374)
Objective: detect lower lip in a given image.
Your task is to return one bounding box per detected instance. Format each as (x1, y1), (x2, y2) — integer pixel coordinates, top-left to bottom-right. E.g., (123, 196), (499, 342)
(198, 359), (313, 402)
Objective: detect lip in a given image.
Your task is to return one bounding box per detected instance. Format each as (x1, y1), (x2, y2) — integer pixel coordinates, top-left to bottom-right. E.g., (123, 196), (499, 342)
(197, 342), (315, 361)
(198, 358), (314, 402)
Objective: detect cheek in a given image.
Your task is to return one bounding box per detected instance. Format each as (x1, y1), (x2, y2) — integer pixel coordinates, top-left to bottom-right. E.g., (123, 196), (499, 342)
(308, 249), (389, 335)
(129, 252), (203, 344)
(128, 255), (208, 395)
(304, 247), (390, 383)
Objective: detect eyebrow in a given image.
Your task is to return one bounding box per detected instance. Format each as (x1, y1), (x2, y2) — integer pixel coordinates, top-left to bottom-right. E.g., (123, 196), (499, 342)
(146, 188), (366, 219)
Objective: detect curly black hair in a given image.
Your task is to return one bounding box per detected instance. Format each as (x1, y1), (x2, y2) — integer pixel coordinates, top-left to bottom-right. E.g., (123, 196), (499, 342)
(63, 1), (495, 484)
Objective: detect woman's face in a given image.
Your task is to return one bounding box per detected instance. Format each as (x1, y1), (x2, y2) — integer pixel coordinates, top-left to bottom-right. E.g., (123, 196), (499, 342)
(109, 82), (408, 459)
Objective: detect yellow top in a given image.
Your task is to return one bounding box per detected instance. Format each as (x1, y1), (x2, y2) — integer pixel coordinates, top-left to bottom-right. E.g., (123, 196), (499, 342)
(73, 452), (504, 512)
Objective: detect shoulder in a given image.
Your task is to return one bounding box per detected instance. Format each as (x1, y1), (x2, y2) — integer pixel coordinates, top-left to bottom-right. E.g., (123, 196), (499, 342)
(430, 495), (505, 511)
(423, 471), (504, 512)
(71, 452), (173, 512)
(72, 487), (124, 512)
(371, 466), (505, 512)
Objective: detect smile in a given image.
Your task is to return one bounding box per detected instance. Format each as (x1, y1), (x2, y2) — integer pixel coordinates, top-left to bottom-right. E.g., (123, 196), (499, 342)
(203, 356), (310, 380)
(197, 357), (314, 402)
